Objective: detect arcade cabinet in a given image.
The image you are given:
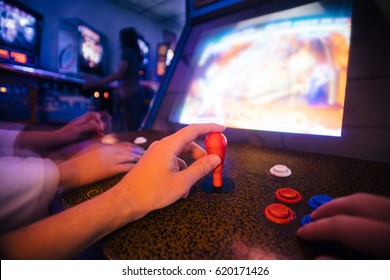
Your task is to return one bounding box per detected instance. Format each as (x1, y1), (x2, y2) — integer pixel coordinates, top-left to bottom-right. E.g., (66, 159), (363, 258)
(137, 34), (150, 80)
(58, 18), (108, 77)
(54, 18), (112, 122)
(137, 34), (155, 123)
(0, 0), (43, 122)
(155, 42), (174, 80)
(143, 0), (357, 158)
(57, 0), (390, 259)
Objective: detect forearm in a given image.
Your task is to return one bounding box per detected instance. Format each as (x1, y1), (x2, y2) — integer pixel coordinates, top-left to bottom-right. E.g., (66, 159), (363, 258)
(15, 130), (69, 152)
(0, 186), (133, 259)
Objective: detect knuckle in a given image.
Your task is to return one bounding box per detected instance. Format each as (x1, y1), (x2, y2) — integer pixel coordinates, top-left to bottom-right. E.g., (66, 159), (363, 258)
(196, 157), (213, 176)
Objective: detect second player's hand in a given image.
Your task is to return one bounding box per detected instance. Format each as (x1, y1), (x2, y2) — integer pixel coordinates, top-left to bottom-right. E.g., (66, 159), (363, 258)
(297, 193), (390, 259)
(57, 111), (110, 143)
(58, 142), (144, 190)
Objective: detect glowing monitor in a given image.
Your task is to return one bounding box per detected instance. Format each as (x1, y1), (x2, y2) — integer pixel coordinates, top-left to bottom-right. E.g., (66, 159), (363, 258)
(169, 0), (352, 137)
(77, 24), (104, 75)
(0, 0), (43, 67)
(58, 18), (107, 77)
(137, 36), (150, 79)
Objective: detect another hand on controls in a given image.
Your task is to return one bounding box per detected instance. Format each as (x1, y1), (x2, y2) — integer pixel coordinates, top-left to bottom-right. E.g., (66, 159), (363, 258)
(297, 193), (390, 259)
(58, 142), (144, 190)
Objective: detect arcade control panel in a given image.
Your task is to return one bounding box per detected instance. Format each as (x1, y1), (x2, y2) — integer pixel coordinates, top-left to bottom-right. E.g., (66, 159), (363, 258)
(58, 130), (390, 259)
(202, 133), (334, 233)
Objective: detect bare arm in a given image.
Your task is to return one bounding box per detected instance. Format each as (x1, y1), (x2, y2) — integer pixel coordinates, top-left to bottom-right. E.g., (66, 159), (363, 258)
(0, 186), (131, 259)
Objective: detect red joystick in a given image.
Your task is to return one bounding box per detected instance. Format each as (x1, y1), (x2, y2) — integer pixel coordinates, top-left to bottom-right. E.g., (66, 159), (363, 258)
(205, 132), (227, 187)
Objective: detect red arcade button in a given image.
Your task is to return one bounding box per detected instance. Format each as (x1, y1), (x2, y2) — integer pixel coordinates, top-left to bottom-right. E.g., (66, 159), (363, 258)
(264, 203), (295, 224)
(275, 188), (302, 204)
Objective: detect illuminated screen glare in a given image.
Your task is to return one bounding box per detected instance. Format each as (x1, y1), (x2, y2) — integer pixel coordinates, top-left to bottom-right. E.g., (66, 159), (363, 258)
(137, 38), (150, 65)
(78, 25), (104, 73)
(0, 1), (39, 52)
(173, 1), (352, 137)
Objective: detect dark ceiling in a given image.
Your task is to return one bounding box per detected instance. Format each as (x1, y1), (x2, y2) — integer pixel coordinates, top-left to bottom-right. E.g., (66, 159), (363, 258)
(107, 0), (186, 31)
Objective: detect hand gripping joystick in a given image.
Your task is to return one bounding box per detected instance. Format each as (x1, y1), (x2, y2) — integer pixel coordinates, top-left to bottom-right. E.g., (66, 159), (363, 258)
(205, 132), (227, 187)
(202, 132), (234, 193)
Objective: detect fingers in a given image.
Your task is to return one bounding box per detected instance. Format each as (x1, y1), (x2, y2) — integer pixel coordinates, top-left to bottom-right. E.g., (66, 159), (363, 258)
(112, 142), (144, 163)
(115, 163), (136, 173)
(311, 193), (390, 222)
(66, 114), (102, 140)
(164, 123), (225, 156)
(297, 215), (390, 258)
(80, 112), (109, 137)
(115, 142), (145, 155)
(177, 158), (188, 171)
(179, 154), (221, 187)
(181, 142), (207, 159)
(98, 111), (112, 134)
(91, 113), (104, 137)
(79, 120), (101, 135)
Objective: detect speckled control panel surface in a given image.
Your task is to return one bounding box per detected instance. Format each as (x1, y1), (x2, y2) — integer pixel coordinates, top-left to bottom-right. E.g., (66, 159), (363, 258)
(58, 130), (390, 259)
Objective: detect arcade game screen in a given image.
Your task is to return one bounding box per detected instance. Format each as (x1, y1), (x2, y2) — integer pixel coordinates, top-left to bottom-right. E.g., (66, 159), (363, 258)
(77, 24), (105, 75)
(137, 36), (150, 78)
(168, 0), (352, 137)
(156, 43), (175, 78)
(0, 0), (42, 66)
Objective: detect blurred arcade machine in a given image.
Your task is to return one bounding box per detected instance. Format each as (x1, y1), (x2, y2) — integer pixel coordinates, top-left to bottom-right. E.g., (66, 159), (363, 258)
(54, 18), (112, 122)
(137, 34), (156, 125)
(0, 1), (109, 127)
(143, 0), (354, 132)
(0, 0), (42, 124)
(137, 34), (150, 81)
(155, 42), (175, 82)
(140, 0), (389, 161)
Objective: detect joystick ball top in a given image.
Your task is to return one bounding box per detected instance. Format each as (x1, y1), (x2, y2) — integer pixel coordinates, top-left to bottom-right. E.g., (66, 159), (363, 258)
(205, 132), (227, 187)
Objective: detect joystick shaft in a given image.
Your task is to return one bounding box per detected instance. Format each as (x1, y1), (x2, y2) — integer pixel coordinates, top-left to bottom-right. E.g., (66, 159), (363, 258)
(205, 132), (227, 187)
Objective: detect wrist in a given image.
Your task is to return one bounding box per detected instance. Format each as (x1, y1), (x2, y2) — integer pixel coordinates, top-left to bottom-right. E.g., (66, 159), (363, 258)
(53, 127), (71, 146)
(57, 159), (79, 190)
(111, 181), (149, 223)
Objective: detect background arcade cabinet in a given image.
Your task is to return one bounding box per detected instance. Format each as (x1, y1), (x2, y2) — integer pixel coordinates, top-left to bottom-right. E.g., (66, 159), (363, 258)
(136, 34), (155, 123)
(0, 0), (42, 68)
(156, 42), (174, 81)
(0, 0), (42, 122)
(143, 0), (390, 164)
(47, 17), (112, 123)
(58, 18), (107, 78)
(137, 34), (150, 81)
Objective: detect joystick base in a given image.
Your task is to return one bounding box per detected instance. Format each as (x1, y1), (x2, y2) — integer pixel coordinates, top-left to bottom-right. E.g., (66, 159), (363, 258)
(201, 176), (234, 193)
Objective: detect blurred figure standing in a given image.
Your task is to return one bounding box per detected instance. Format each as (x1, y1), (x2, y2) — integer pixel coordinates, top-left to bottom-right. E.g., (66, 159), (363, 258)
(85, 27), (144, 131)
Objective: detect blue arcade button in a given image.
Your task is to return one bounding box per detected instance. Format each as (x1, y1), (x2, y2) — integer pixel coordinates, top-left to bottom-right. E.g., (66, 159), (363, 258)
(300, 214), (312, 226)
(309, 194), (333, 210)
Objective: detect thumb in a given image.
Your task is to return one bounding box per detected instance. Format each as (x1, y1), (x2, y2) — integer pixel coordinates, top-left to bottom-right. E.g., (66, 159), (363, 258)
(181, 154), (221, 186)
